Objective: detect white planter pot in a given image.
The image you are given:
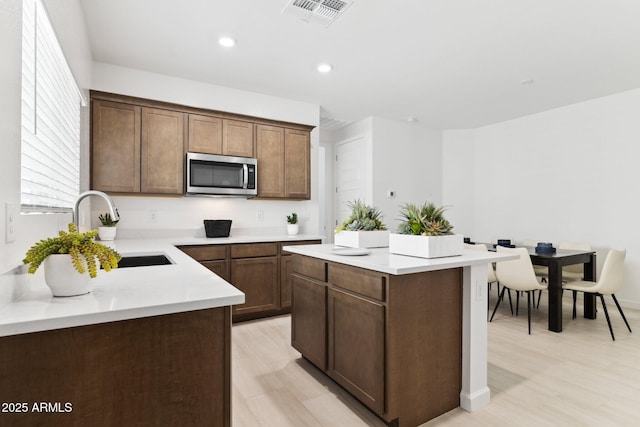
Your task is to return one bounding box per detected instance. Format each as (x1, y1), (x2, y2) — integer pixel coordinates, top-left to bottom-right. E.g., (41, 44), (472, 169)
(44, 254), (92, 297)
(287, 224), (299, 235)
(334, 230), (389, 248)
(98, 226), (117, 241)
(389, 233), (464, 259)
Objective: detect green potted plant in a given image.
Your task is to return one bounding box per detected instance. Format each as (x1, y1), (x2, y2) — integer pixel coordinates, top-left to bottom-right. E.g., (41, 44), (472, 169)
(334, 199), (389, 248)
(389, 202), (462, 258)
(23, 223), (122, 297)
(98, 211), (119, 241)
(287, 212), (299, 235)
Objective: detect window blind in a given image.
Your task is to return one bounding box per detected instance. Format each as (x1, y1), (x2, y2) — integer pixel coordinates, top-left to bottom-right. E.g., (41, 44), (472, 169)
(21, 0), (83, 213)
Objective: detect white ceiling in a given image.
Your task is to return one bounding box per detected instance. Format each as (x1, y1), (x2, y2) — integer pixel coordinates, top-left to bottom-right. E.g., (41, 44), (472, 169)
(78, 0), (640, 130)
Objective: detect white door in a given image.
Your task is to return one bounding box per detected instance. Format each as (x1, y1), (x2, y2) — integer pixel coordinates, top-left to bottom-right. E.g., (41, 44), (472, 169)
(335, 137), (368, 227)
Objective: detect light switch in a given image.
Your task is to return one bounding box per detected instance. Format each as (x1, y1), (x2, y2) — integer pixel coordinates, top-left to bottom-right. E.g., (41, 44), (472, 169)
(5, 202), (18, 243)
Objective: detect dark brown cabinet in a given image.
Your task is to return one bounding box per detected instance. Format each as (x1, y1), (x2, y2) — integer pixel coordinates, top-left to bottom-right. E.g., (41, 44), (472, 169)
(91, 100), (141, 193)
(222, 119), (254, 157)
(178, 245), (230, 281)
(290, 255), (463, 426)
(188, 115), (254, 158)
(291, 273), (327, 370)
(188, 114), (222, 154)
(255, 124), (311, 199)
(284, 128), (311, 199)
(179, 240), (320, 322)
(140, 107), (185, 194)
(328, 287), (385, 415)
(91, 100), (185, 195)
(91, 91), (312, 198)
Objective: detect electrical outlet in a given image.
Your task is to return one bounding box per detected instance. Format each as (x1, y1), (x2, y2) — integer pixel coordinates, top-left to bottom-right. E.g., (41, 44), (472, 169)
(257, 210), (264, 221)
(5, 202), (18, 243)
(149, 210), (158, 223)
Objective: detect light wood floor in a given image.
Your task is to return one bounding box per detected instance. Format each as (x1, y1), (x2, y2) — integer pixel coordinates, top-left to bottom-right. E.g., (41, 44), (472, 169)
(232, 291), (640, 426)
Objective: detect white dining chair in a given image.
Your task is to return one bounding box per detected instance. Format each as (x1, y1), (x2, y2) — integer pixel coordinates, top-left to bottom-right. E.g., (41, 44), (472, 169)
(558, 241), (592, 282)
(491, 246), (548, 334)
(563, 249), (631, 341)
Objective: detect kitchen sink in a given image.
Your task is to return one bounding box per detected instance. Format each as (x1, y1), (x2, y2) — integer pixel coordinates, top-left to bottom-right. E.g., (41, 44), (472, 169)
(102, 253), (174, 269)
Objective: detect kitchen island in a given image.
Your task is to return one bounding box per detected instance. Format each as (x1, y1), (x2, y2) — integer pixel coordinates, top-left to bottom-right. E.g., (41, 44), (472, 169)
(0, 239), (245, 427)
(283, 244), (517, 427)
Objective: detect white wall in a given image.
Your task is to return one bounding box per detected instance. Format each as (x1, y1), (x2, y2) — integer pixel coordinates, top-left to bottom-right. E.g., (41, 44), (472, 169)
(1, 0), (91, 277)
(442, 88), (640, 308)
(326, 116), (443, 234)
(371, 117), (443, 232)
(90, 63), (323, 237)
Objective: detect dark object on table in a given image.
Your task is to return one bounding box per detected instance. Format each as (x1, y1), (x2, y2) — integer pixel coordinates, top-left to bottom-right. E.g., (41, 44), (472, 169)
(463, 237), (475, 244)
(204, 219), (232, 238)
(535, 242), (556, 254)
(496, 239), (514, 248)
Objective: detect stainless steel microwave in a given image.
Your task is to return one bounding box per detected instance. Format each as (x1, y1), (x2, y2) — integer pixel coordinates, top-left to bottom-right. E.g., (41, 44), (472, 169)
(186, 152), (257, 197)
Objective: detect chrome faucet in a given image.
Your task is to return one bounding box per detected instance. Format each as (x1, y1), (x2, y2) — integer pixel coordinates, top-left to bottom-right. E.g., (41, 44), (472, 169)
(73, 190), (120, 228)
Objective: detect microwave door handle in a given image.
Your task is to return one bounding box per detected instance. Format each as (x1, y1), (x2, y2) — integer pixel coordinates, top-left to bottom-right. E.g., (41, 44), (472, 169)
(242, 164), (248, 189)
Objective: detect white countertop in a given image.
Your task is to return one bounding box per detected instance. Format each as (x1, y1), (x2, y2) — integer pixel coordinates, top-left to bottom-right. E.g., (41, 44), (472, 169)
(282, 244), (518, 275)
(0, 233), (322, 337)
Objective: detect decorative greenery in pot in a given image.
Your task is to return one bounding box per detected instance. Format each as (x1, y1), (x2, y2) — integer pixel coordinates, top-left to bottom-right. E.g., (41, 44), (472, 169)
(98, 211), (119, 227)
(98, 211), (119, 241)
(24, 223), (122, 278)
(287, 213), (299, 235)
(397, 202), (454, 236)
(335, 199), (386, 233)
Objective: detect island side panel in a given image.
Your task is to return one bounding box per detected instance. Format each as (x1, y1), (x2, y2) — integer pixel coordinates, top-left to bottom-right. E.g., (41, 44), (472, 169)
(386, 268), (463, 427)
(0, 307), (231, 427)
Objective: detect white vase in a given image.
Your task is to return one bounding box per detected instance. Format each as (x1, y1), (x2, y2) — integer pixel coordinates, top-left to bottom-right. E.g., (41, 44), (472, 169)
(389, 233), (464, 259)
(98, 226), (117, 241)
(287, 224), (299, 235)
(44, 254), (92, 297)
(334, 230), (389, 248)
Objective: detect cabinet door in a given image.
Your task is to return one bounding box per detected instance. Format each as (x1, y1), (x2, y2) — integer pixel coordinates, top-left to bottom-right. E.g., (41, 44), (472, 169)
(280, 255), (293, 308)
(230, 257), (278, 315)
(91, 100), (141, 193)
(284, 129), (310, 199)
(141, 107), (185, 194)
(202, 260), (230, 282)
(222, 119), (254, 157)
(291, 273), (327, 370)
(188, 114), (222, 154)
(255, 124), (285, 197)
(328, 287), (385, 416)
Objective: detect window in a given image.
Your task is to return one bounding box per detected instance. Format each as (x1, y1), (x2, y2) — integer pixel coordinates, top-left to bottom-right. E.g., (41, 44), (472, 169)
(21, 0), (84, 213)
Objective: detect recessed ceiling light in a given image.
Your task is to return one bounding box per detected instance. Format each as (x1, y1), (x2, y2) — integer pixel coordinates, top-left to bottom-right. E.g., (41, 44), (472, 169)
(317, 63), (333, 73)
(218, 36), (237, 47)
(407, 116), (418, 123)
(520, 78), (535, 85)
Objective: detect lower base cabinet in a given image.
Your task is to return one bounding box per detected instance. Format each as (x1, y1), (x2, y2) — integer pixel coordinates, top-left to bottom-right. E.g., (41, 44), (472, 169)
(0, 307), (231, 427)
(328, 287), (385, 415)
(231, 256), (278, 316)
(178, 239), (320, 323)
(291, 254), (463, 427)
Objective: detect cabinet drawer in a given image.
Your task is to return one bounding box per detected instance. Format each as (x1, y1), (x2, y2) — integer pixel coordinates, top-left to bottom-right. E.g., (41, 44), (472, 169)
(328, 263), (386, 302)
(231, 242), (278, 258)
(291, 255), (327, 282)
(178, 245), (227, 261)
(280, 240), (322, 255)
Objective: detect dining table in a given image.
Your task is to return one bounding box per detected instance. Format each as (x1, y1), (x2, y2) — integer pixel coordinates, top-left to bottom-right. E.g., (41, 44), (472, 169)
(485, 244), (597, 332)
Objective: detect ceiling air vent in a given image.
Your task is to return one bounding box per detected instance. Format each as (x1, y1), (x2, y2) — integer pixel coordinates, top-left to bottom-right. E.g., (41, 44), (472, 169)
(282, 0), (354, 28)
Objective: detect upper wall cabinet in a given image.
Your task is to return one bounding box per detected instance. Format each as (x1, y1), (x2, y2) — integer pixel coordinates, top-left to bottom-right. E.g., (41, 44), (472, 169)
(188, 115), (254, 158)
(91, 100), (141, 193)
(91, 91), (313, 199)
(91, 99), (185, 195)
(256, 125), (311, 200)
(140, 107), (185, 194)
